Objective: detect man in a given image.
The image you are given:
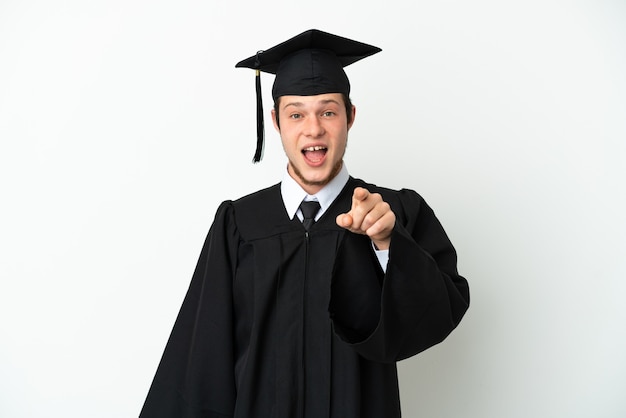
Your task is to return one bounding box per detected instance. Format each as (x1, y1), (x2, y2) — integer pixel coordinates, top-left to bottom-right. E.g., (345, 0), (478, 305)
(140, 29), (469, 418)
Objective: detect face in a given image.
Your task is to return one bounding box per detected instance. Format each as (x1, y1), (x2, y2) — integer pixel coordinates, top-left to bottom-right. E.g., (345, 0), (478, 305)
(272, 93), (356, 195)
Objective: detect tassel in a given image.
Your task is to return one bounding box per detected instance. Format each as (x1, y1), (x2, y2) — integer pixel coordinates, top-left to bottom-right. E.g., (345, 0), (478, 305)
(253, 51), (265, 163)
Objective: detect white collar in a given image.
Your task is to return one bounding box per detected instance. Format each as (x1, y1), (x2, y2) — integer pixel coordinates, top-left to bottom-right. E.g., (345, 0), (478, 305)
(280, 163), (350, 221)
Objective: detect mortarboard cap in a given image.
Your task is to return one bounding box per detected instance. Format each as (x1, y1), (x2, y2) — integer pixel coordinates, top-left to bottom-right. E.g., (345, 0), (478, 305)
(236, 29), (381, 162)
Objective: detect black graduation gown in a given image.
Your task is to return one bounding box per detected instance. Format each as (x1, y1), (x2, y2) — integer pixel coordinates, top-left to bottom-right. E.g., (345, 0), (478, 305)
(140, 177), (469, 418)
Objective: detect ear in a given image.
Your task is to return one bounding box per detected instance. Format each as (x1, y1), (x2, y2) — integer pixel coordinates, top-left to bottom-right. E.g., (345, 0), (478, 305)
(271, 108), (280, 132)
(347, 104), (356, 130)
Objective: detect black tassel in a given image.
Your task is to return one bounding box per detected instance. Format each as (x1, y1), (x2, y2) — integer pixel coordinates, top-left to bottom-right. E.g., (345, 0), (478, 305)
(252, 50), (265, 163)
(253, 69), (264, 162)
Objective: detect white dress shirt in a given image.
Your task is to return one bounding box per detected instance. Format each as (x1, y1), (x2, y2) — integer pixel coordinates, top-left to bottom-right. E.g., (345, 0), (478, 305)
(280, 163), (389, 270)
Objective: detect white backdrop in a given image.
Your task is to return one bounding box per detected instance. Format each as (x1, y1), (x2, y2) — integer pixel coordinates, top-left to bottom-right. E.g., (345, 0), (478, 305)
(1, 1), (625, 417)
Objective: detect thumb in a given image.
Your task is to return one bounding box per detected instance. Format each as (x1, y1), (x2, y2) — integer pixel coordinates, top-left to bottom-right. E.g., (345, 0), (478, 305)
(336, 213), (353, 229)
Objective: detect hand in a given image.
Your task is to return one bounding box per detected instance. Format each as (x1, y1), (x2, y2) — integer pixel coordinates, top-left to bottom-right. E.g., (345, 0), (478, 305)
(336, 187), (396, 250)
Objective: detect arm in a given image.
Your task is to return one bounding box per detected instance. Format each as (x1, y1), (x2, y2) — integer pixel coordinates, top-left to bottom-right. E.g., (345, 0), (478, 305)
(331, 187), (469, 363)
(140, 202), (238, 418)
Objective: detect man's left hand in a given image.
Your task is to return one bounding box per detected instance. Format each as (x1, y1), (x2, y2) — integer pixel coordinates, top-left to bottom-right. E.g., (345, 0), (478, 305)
(336, 187), (396, 250)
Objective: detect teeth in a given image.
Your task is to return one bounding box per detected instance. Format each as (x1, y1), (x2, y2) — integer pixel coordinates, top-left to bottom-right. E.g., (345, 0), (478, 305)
(303, 146), (327, 151)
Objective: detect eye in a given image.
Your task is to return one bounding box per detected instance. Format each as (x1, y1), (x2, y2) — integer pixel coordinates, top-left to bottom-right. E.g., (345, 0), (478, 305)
(289, 113), (302, 119)
(322, 111), (336, 117)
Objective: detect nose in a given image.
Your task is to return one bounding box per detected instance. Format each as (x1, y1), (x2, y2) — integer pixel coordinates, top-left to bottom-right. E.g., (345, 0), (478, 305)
(304, 116), (325, 137)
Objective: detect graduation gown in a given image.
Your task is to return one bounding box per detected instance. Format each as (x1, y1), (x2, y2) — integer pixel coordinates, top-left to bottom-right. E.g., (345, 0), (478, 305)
(140, 177), (469, 418)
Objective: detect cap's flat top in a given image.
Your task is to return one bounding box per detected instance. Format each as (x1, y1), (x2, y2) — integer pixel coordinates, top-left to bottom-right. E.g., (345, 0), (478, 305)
(235, 29), (381, 73)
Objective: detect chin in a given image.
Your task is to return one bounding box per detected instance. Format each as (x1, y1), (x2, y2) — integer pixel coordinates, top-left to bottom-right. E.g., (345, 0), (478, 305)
(301, 173), (331, 187)
(290, 159), (342, 190)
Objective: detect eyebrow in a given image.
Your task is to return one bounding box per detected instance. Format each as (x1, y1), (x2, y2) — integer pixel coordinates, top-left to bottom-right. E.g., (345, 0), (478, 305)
(282, 99), (341, 110)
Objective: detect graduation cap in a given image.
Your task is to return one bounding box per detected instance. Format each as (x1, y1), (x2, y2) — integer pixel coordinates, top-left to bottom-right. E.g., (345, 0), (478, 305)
(236, 29), (382, 162)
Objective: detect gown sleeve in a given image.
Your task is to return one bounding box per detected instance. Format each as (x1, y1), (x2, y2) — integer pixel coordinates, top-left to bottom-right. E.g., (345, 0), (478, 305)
(140, 201), (239, 418)
(329, 188), (470, 363)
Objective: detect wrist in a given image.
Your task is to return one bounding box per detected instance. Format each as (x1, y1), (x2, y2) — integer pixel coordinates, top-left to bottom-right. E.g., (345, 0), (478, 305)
(372, 238), (390, 251)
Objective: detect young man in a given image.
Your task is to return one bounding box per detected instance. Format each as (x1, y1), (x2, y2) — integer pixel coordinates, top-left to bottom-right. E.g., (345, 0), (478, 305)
(140, 29), (469, 418)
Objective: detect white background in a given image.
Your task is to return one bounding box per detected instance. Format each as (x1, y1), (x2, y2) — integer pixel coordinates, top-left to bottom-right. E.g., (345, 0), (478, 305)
(1, 1), (625, 417)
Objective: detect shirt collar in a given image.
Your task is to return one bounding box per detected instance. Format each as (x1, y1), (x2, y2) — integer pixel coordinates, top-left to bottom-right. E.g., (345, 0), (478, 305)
(281, 163), (350, 221)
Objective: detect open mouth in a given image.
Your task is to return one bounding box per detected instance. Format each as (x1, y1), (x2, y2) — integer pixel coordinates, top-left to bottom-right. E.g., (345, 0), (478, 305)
(302, 146), (327, 164)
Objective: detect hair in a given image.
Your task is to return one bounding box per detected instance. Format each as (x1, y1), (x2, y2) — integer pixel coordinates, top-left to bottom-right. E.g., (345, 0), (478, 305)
(273, 93), (354, 129)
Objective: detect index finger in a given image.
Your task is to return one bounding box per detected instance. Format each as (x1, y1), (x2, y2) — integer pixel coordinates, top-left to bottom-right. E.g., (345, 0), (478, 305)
(353, 187), (369, 203)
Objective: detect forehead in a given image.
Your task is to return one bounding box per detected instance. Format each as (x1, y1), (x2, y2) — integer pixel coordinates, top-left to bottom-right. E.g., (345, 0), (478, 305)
(277, 93), (345, 109)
